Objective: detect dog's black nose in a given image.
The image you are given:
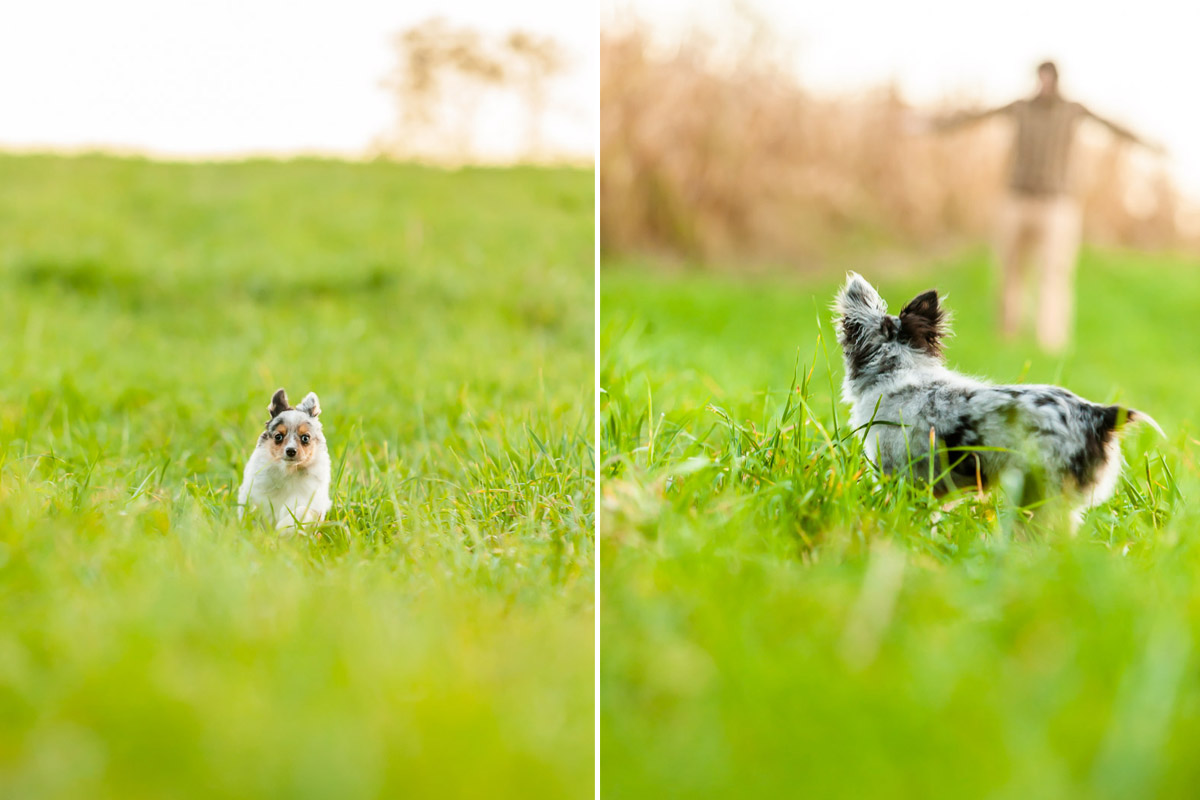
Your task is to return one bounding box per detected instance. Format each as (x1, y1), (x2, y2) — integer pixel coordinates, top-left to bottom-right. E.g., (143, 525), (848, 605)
(285, 447), (297, 458)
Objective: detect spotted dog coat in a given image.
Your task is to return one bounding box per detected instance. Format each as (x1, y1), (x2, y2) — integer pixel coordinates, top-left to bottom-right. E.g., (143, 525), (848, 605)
(833, 273), (1161, 520)
(237, 388), (332, 529)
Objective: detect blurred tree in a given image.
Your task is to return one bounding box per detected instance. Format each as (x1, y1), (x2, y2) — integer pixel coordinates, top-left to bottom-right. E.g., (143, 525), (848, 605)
(379, 18), (568, 162)
(504, 31), (566, 159)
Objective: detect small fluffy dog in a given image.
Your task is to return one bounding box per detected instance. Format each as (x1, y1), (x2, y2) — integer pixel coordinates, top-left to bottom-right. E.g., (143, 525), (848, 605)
(237, 388), (332, 529)
(834, 273), (1160, 521)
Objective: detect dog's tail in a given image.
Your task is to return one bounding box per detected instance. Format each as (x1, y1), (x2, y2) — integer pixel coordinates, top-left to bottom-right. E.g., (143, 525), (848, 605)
(1114, 406), (1165, 438)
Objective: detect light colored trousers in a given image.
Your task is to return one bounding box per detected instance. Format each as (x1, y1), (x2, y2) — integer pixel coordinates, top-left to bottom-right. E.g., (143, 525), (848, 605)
(994, 192), (1082, 353)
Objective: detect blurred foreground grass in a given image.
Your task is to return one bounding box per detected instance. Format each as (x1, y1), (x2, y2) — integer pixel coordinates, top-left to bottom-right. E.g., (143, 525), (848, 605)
(601, 248), (1200, 798)
(0, 154), (594, 798)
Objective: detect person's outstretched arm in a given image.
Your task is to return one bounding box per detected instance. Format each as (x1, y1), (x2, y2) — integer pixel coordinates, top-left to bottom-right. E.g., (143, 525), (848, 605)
(1081, 105), (1166, 153)
(929, 101), (1015, 133)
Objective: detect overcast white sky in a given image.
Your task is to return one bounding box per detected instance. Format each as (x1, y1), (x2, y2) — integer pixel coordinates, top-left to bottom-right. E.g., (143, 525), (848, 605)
(605, 0), (1200, 199)
(0, 0), (596, 160)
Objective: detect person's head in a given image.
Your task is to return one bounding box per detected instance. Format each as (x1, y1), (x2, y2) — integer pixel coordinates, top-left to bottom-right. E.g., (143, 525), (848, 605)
(1036, 61), (1059, 96)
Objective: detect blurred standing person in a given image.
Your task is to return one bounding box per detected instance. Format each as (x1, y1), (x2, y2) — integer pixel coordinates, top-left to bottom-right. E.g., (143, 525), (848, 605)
(932, 61), (1163, 353)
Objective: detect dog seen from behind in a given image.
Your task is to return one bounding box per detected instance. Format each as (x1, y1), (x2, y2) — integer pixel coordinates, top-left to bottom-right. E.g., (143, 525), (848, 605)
(238, 388), (332, 530)
(833, 272), (1161, 524)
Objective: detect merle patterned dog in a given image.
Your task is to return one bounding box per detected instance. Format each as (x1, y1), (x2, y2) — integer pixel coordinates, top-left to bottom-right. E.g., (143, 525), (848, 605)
(834, 272), (1161, 522)
(237, 388), (332, 530)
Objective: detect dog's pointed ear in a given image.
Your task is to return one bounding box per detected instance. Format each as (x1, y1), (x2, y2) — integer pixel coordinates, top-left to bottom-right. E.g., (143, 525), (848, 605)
(297, 392), (321, 418)
(900, 290), (940, 322)
(268, 388), (290, 418)
(835, 271), (885, 326)
(898, 290), (947, 356)
(837, 272), (885, 313)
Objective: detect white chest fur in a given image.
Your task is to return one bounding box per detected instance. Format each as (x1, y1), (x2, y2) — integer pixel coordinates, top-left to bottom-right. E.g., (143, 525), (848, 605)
(237, 450), (332, 529)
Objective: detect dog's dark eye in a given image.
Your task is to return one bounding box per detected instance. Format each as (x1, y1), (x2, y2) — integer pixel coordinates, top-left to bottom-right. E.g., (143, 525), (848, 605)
(300, 434), (310, 445)
(274, 433), (284, 443)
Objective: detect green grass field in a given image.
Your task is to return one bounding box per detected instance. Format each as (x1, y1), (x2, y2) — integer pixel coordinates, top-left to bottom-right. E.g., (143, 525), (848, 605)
(601, 248), (1200, 798)
(0, 154), (594, 798)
